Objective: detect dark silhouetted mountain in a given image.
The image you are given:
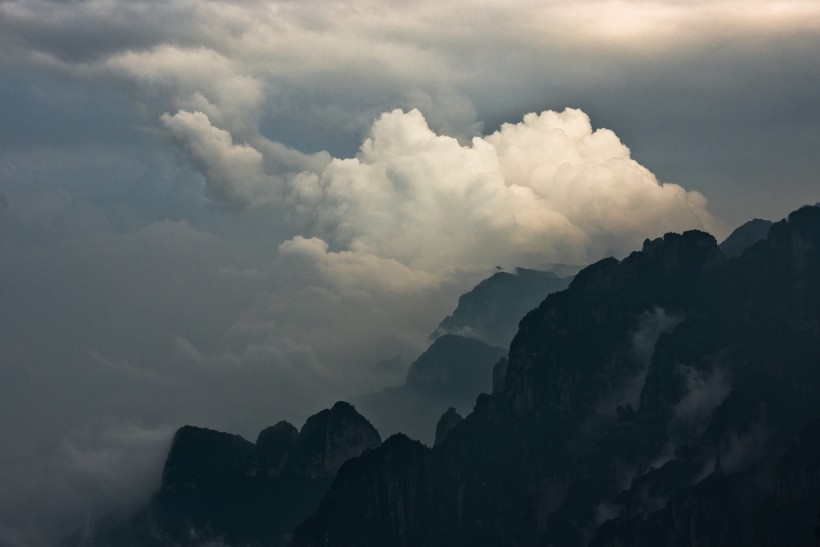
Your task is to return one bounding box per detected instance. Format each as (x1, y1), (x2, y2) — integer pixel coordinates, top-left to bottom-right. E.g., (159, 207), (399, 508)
(537, 262), (587, 278)
(63, 402), (379, 547)
(297, 434), (435, 547)
(434, 407), (463, 446)
(719, 217), (773, 258)
(432, 267), (573, 348)
(753, 418), (820, 546)
(355, 266), (572, 443)
(352, 334), (506, 443)
(292, 205), (820, 547)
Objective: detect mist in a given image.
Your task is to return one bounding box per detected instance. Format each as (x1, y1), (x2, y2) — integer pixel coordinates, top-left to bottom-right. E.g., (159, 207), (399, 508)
(2, 0), (820, 545)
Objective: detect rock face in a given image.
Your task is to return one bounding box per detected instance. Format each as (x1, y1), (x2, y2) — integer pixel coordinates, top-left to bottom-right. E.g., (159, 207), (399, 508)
(352, 334), (506, 443)
(434, 407), (463, 446)
(293, 402), (382, 479)
(719, 217), (773, 258)
(293, 205), (820, 547)
(65, 402), (380, 547)
(297, 434), (435, 547)
(432, 267), (573, 348)
(754, 419), (820, 546)
(256, 421), (299, 477)
(354, 265), (572, 444)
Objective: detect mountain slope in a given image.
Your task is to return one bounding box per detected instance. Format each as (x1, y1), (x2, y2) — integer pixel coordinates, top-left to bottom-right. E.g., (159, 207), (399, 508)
(432, 267), (573, 348)
(719, 217), (773, 258)
(64, 402), (380, 547)
(293, 205), (820, 547)
(352, 335), (506, 443)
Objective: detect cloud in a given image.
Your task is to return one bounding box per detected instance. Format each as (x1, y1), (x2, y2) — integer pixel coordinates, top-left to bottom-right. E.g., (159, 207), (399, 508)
(289, 108), (720, 271)
(160, 110), (277, 209)
(0, 422), (174, 547)
(219, 236), (462, 388)
(595, 307), (683, 419)
(4, 0), (820, 225)
(2, 0), (819, 544)
(674, 366), (732, 429)
(632, 308), (683, 366)
(60, 423), (175, 513)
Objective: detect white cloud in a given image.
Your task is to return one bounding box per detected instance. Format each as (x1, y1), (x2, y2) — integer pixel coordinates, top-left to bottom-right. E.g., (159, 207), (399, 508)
(291, 107), (720, 271)
(160, 110), (278, 209)
(3, 0), (818, 543)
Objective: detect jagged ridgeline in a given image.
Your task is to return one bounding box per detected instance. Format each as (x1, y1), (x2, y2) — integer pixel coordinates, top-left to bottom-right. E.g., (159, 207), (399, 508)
(65, 205), (820, 546)
(62, 402), (380, 546)
(293, 205), (820, 546)
(352, 266), (575, 443)
(62, 261), (574, 546)
(431, 267), (576, 348)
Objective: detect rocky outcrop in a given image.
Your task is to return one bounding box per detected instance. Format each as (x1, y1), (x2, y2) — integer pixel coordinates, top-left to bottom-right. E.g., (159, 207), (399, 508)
(293, 205), (820, 547)
(434, 407), (463, 446)
(352, 335), (506, 443)
(754, 419), (820, 546)
(65, 402), (380, 546)
(354, 263), (571, 444)
(256, 421), (299, 477)
(432, 267), (573, 348)
(293, 401), (382, 479)
(719, 217), (773, 259)
(294, 434), (435, 547)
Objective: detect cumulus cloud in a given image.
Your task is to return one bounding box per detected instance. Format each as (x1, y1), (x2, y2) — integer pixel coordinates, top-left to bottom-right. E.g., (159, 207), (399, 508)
(157, 103), (719, 272)
(4, 0), (820, 544)
(286, 108), (719, 271)
(160, 110), (278, 209)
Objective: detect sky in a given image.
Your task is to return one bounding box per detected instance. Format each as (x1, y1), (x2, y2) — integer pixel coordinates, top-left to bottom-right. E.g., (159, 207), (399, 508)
(1, 1), (819, 545)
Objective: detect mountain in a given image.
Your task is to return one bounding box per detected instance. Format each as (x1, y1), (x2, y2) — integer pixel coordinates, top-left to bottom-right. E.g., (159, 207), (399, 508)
(352, 265), (573, 443)
(352, 334), (506, 443)
(719, 217), (773, 258)
(432, 267), (573, 348)
(434, 407), (463, 446)
(292, 205), (820, 546)
(63, 402), (380, 547)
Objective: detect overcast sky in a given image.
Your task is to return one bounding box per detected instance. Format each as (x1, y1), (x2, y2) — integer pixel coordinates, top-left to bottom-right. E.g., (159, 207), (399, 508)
(2, 1), (820, 545)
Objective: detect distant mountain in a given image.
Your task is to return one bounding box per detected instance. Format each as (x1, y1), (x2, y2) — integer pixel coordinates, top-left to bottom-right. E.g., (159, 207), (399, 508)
(537, 262), (587, 278)
(352, 334), (506, 444)
(434, 407), (463, 446)
(432, 267), (573, 348)
(67, 206), (820, 546)
(293, 205), (820, 546)
(63, 402), (380, 547)
(353, 266), (572, 442)
(719, 217), (773, 258)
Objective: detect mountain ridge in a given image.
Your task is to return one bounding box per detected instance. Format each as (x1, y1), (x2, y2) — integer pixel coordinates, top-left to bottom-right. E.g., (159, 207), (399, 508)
(292, 205), (820, 546)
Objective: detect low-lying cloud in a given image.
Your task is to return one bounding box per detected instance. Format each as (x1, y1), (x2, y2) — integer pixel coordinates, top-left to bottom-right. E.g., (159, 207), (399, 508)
(0, 422), (174, 547)
(0, 103), (727, 546)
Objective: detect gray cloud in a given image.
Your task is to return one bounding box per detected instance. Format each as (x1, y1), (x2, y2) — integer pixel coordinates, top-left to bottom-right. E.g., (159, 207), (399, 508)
(673, 366), (732, 433)
(2, 1), (820, 544)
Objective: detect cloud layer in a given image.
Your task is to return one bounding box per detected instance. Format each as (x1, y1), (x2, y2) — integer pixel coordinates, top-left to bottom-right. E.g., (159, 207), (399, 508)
(2, 1), (820, 545)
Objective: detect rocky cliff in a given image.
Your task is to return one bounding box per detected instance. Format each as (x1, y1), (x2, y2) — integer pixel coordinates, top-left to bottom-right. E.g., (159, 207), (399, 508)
(432, 267), (573, 348)
(64, 402), (380, 547)
(352, 334), (506, 443)
(719, 217), (773, 258)
(293, 205), (820, 547)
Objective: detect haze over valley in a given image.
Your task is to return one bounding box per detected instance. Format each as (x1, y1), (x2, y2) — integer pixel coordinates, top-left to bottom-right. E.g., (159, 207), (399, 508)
(1, 1), (820, 545)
